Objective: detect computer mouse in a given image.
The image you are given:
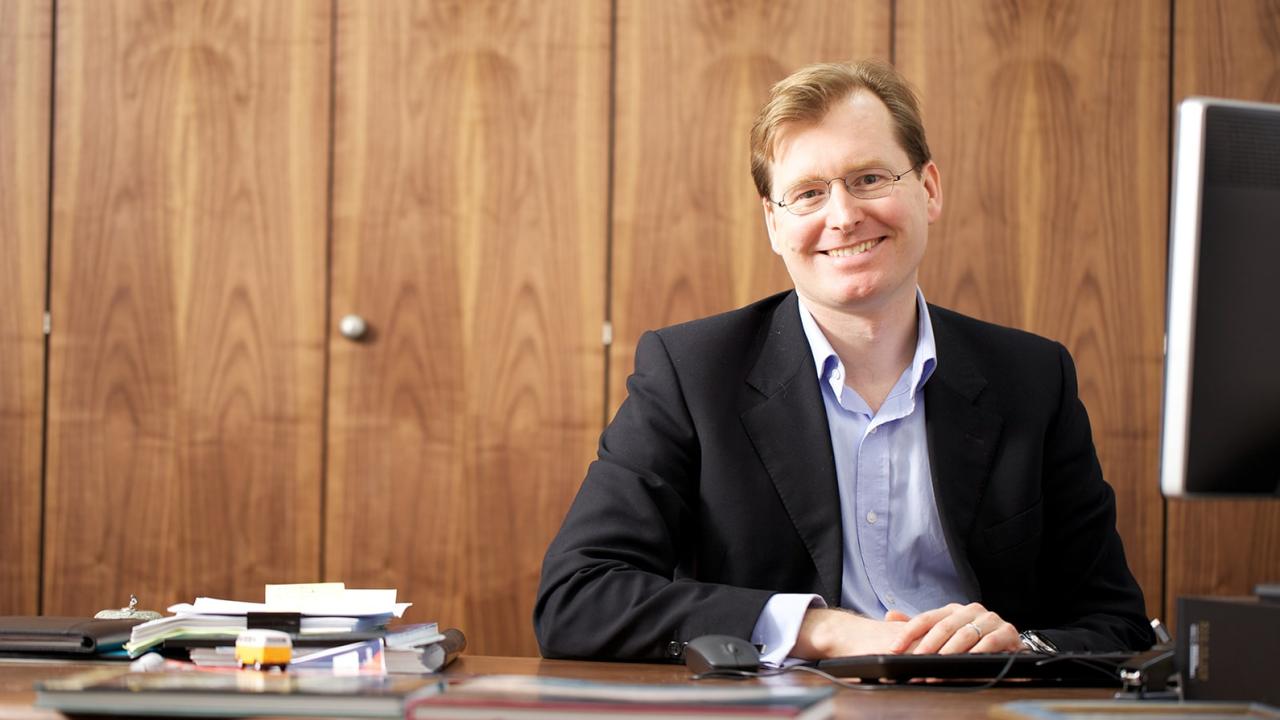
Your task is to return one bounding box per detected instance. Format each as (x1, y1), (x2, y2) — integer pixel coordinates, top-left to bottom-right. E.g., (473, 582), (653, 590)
(683, 634), (761, 675)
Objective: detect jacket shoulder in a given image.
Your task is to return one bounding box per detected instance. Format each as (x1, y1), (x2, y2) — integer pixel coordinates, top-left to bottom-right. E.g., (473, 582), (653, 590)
(929, 303), (1065, 359)
(652, 290), (793, 356)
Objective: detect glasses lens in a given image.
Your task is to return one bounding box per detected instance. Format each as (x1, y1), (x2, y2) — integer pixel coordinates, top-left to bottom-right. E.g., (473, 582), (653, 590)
(783, 182), (829, 215)
(846, 170), (894, 198)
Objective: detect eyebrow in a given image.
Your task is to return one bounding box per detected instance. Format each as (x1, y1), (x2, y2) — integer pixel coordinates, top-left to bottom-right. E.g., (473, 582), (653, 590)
(784, 162), (895, 186)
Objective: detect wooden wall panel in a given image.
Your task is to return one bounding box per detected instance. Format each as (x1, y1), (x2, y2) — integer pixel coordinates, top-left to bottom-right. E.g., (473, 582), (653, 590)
(0, 0), (51, 616)
(609, 1), (891, 410)
(44, 1), (330, 613)
(327, 1), (609, 656)
(897, 0), (1169, 619)
(1166, 0), (1280, 625)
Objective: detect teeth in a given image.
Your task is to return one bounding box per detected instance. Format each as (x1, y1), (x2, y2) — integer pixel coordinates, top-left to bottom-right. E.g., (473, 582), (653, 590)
(827, 238), (880, 257)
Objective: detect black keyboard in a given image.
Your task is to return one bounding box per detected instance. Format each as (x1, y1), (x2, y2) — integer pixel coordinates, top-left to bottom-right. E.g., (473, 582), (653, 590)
(813, 651), (1134, 685)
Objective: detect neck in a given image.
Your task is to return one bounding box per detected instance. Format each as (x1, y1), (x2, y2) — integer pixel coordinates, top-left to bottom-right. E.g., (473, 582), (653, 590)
(803, 288), (920, 412)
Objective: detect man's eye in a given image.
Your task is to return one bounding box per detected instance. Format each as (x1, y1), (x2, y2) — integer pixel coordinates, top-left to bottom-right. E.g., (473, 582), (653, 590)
(791, 186), (827, 202)
(855, 173), (887, 186)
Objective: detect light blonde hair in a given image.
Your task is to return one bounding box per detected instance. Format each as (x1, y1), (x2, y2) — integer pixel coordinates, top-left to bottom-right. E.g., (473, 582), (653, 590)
(749, 59), (931, 200)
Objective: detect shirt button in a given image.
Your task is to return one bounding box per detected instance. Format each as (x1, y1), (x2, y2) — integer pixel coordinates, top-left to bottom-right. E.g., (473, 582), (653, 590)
(886, 594), (896, 605)
(869, 427), (878, 435)
(866, 511), (878, 524)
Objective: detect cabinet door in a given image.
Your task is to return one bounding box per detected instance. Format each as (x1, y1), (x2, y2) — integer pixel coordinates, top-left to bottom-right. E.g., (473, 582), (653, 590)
(899, 0), (1170, 619)
(326, 1), (609, 656)
(0, 0), (51, 616)
(44, 1), (331, 612)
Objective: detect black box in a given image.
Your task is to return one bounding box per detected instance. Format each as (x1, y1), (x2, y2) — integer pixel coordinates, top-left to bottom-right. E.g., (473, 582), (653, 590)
(1177, 595), (1280, 705)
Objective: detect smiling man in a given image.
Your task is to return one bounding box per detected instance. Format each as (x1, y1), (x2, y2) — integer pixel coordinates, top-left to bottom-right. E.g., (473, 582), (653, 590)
(534, 60), (1154, 665)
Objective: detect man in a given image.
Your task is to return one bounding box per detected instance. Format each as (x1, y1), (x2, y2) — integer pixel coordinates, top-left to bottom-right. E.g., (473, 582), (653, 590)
(534, 60), (1155, 665)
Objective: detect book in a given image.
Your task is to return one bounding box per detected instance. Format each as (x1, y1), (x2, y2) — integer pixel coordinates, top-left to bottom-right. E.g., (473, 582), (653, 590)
(128, 613), (388, 656)
(169, 622), (442, 652)
(127, 585), (415, 657)
(182, 625), (463, 675)
(407, 675), (835, 719)
(35, 666), (443, 718)
(0, 616), (144, 658)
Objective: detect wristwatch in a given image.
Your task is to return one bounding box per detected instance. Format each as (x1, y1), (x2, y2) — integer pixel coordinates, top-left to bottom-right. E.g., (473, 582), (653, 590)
(1019, 630), (1060, 654)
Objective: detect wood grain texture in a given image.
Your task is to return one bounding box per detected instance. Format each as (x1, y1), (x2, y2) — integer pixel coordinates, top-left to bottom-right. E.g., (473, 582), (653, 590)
(326, 1), (609, 656)
(897, 0), (1170, 618)
(1166, 0), (1280, 626)
(44, 0), (330, 613)
(609, 0), (891, 411)
(0, 0), (51, 616)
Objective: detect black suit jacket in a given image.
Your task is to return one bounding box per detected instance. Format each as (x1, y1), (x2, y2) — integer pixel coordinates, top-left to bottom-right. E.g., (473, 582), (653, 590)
(535, 291), (1154, 660)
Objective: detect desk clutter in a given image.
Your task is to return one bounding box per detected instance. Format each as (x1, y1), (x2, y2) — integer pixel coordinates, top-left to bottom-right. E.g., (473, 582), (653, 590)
(19, 583), (839, 719)
(125, 582), (414, 657)
(16, 583), (471, 717)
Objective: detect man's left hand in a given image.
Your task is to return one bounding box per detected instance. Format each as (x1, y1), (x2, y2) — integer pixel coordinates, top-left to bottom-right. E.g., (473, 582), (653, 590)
(888, 602), (1023, 654)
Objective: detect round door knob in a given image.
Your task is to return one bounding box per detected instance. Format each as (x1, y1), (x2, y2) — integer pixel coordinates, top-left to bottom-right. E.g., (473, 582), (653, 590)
(339, 314), (368, 340)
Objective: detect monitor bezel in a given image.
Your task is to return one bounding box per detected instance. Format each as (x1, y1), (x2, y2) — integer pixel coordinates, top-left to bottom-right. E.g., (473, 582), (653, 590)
(1160, 96), (1280, 498)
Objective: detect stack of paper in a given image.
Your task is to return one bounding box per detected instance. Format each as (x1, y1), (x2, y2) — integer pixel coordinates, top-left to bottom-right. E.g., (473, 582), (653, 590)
(125, 583), (411, 657)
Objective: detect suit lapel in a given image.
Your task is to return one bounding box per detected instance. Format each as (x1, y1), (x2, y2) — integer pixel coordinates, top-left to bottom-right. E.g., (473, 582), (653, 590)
(924, 307), (1004, 600)
(740, 293), (844, 604)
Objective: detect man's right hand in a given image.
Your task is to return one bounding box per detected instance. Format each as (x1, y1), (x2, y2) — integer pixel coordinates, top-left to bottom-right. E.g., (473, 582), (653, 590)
(789, 607), (915, 659)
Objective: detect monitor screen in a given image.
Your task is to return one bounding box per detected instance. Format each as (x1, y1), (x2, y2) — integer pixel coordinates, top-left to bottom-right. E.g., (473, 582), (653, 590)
(1161, 97), (1280, 497)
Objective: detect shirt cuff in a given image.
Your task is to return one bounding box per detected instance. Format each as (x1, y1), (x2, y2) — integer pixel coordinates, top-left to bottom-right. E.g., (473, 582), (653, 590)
(750, 593), (826, 667)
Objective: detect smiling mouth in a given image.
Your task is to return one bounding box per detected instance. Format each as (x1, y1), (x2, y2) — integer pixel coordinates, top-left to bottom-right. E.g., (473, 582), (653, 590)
(825, 237), (883, 257)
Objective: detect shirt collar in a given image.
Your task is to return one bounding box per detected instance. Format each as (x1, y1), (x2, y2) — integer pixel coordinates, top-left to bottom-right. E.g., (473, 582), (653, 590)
(796, 289), (938, 395)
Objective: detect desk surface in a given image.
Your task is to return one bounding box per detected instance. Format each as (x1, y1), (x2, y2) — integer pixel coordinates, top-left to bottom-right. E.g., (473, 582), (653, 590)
(0, 655), (1114, 719)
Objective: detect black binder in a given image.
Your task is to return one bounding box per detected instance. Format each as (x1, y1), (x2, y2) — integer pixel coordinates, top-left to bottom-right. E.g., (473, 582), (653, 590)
(0, 616), (145, 657)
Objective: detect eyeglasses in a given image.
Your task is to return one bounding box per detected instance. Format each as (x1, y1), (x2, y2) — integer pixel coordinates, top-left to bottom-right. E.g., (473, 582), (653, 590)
(771, 166), (918, 216)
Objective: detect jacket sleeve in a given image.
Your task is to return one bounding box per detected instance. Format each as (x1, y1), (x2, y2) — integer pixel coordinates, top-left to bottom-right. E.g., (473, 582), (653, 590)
(533, 330), (774, 660)
(1033, 343), (1156, 652)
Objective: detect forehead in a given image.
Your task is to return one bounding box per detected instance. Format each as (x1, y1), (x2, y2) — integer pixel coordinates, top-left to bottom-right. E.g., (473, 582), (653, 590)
(770, 91), (908, 183)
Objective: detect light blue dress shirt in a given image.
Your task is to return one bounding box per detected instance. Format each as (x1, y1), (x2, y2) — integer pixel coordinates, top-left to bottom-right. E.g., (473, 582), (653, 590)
(751, 289), (971, 665)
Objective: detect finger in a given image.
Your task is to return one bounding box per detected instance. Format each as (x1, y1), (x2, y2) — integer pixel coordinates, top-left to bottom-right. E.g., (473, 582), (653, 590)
(899, 604), (959, 635)
(972, 622), (1022, 653)
(970, 614), (1022, 654)
(916, 603), (987, 655)
(936, 620), (983, 654)
(911, 614), (967, 653)
(884, 609), (910, 622)
(891, 605), (958, 653)
(939, 610), (999, 654)
(901, 604), (972, 653)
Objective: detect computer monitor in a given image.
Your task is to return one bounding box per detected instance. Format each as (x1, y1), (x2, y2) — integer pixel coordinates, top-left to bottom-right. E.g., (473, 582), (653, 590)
(1160, 97), (1280, 497)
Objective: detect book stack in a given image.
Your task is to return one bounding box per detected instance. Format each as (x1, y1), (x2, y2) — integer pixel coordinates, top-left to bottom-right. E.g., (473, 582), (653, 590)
(124, 583), (463, 674)
(407, 675), (835, 719)
(126, 583), (413, 657)
(185, 625), (466, 675)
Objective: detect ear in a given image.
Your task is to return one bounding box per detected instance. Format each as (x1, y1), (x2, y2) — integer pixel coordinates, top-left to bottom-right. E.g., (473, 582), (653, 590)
(921, 161), (943, 223)
(763, 196), (784, 256)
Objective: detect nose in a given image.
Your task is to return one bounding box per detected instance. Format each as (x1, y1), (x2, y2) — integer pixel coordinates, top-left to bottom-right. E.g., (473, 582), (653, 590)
(824, 179), (865, 230)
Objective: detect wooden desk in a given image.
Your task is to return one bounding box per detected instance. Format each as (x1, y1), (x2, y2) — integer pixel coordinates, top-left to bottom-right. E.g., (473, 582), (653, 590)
(0, 656), (1115, 719)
